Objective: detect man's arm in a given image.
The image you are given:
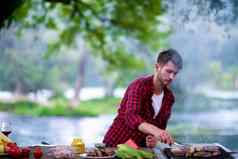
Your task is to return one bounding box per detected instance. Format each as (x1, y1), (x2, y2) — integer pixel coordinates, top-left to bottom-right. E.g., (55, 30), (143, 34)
(123, 82), (146, 130)
(138, 122), (174, 145)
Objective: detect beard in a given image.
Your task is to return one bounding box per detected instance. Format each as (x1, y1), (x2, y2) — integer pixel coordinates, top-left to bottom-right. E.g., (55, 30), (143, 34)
(156, 73), (171, 86)
(162, 79), (172, 86)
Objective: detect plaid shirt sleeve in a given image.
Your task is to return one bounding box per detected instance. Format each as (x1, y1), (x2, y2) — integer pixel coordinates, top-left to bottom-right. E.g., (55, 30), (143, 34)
(124, 81), (146, 130)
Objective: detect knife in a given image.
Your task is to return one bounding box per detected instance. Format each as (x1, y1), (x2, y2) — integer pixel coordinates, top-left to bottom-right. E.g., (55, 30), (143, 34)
(41, 141), (50, 145)
(173, 141), (186, 147)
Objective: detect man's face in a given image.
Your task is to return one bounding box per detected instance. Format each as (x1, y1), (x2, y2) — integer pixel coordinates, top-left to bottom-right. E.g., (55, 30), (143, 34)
(155, 61), (179, 86)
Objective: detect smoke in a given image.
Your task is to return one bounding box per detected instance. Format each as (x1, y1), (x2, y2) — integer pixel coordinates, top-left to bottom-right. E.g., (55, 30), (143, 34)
(163, 0), (238, 91)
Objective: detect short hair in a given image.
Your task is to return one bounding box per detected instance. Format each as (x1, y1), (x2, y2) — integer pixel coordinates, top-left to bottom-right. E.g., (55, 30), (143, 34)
(157, 48), (183, 70)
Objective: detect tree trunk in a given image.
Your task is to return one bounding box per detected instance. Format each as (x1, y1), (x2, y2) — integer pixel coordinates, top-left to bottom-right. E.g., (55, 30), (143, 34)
(14, 79), (24, 100)
(105, 72), (118, 97)
(235, 76), (238, 89)
(105, 79), (115, 97)
(70, 49), (88, 107)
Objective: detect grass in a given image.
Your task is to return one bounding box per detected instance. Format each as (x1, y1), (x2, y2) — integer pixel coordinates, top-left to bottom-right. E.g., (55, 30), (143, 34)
(0, 97), (120, 117)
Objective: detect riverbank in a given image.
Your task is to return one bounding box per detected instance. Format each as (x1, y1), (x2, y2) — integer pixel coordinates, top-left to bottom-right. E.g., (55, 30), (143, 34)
(0, 97), (120, 117)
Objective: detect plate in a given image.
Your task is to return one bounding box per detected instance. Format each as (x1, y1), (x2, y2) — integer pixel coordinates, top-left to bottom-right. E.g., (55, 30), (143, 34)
(29, 144), (57, 148)
(78, 153), (116, 159)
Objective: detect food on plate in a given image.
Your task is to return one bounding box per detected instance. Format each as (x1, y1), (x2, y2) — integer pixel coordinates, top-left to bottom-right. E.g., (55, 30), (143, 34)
(0, 133), (33, 158)
(0, 132), (13, 144)
(168, 144), (222, 158)
(124, 139), (139, 149)
(2, 142), (33, 158)
(4, 143), (22, 158)
(33, 147), (43, 159)
(21, 147), (31, 158)
(186, 145), (221, 157)
(115, 144), (155, 159)
(47, 145), (75, 159)
(0, 144), (4, 154)
(86, 143), (116, 157)
(170, 147), (187, 157)
(0, 132), (14, 155)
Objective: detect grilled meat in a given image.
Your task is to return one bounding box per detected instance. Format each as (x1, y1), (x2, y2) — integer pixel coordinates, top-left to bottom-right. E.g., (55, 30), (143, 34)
(168, 144), (222, 158)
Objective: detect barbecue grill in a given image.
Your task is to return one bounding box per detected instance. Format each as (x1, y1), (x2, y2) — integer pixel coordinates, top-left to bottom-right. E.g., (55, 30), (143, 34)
(160, 143), (237, 159)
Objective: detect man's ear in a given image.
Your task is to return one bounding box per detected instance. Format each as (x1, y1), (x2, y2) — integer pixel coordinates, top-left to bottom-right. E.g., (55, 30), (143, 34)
(155, 63), (161, 70)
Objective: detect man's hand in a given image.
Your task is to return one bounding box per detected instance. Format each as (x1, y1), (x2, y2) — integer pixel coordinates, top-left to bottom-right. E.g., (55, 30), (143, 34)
(154, 129), (174, 145)
(138, 122), (174, 145)
(146, 135), (157, 148)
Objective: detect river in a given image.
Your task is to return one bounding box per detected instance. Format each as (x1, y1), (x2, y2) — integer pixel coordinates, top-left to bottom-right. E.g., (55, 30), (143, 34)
(0, 96), (238, 150)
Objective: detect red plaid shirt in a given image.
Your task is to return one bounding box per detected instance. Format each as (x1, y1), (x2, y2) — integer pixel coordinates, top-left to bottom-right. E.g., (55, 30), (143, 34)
(103, 75), (175, 147)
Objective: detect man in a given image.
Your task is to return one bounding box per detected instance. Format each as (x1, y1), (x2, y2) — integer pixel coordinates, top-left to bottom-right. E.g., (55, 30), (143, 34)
(103, 49), (183, 148)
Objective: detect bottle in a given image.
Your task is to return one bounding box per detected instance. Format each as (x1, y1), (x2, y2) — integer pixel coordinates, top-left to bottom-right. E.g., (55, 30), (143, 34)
(71, 138), (85, 154)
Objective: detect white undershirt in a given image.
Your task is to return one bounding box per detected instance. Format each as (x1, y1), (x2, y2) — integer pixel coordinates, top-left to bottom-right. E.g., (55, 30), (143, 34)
(151, 91), (164, 119)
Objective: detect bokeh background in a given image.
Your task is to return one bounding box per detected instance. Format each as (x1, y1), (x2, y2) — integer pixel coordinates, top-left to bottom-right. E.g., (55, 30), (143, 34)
(0, 0), (238, 150)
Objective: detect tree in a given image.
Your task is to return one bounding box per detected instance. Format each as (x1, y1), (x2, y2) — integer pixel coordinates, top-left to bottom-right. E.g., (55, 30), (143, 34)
(3, 0), (169, 106)
(0, 0), (24, 27)
(0, 28), (82, 97)
(0, 29), (59, 95)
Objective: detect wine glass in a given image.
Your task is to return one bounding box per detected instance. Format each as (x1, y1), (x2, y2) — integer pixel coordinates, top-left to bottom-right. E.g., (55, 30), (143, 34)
(1, 121), (12, 137)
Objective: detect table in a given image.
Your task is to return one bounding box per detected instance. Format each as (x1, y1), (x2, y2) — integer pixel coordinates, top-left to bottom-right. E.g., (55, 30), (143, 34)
(1, 145), (238, 159)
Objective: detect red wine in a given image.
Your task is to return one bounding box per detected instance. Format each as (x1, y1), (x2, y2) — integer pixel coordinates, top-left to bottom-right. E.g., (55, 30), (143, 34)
(1, 131), (11, 136)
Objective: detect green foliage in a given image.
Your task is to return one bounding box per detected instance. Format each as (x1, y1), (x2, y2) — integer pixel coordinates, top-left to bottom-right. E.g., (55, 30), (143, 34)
(0, 97), (120, 117)
(0, 38), (62, 93)
(10, 0), (168, 73)
(0, 27), (85, 94)
(76, 97), (119, 115)
(1, 0), (171, 98)
(0, 100), (40, 112)
(0, 0), (24, 27)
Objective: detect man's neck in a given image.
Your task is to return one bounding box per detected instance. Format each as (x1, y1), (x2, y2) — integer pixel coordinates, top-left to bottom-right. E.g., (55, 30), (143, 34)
(153, 76), (164, 95)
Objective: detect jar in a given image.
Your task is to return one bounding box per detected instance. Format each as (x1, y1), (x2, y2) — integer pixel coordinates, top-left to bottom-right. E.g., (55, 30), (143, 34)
(71, 138), (85, 154)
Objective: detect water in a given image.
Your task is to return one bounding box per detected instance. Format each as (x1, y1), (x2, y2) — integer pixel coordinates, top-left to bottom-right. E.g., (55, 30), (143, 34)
(0, 112), (114, 147)
(168, 95), (238, 150)
(157, 1), (238, 149)
(0, 96), (237, 150)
